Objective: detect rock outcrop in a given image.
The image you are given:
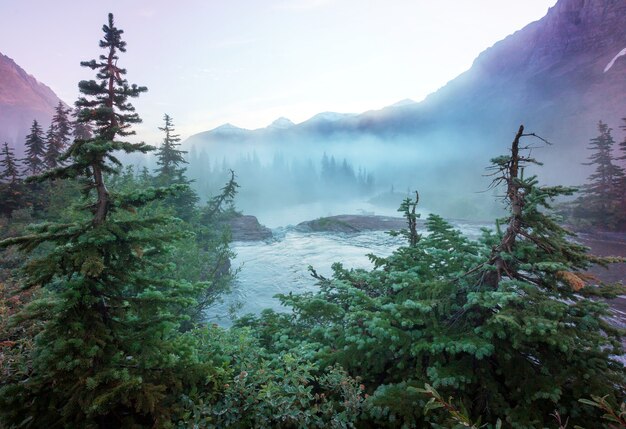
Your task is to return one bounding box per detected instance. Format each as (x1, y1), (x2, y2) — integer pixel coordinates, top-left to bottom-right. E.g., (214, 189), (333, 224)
(225, 215), (272, 241)
(296, 215), (407, 233)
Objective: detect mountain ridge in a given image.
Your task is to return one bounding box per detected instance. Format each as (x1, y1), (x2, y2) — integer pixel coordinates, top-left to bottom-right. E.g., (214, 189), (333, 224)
(185, 0), (626, 162)
(0, 52), (64, 154)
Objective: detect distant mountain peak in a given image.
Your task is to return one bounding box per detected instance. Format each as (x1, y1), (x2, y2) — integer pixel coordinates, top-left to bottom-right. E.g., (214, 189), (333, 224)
(268, 117), (295, 129)
(213, 122), (247, 133)
(390, 98), (416, 107)
(306, 111), (356, 123)
(186, 0), (626, 165)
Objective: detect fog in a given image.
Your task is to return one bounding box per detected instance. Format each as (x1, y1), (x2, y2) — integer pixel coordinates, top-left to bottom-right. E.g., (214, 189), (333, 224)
(180, 131), (515, 226)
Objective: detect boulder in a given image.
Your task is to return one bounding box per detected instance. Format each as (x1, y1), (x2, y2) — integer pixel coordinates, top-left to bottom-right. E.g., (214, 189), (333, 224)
(225, 215), (272, 241)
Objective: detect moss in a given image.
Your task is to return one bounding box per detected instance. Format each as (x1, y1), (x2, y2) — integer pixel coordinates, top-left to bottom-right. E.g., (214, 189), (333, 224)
(311, 217), (359, 232)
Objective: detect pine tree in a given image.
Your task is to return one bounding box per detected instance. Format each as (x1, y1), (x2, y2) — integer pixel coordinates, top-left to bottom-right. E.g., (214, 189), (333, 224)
(0, 14), (209, 426)
(43, 122), (61, 168)
(154, 113), (188, 185)
(43, 102), (73, 168)
(0, 142), (21, 183)
(23, 119), (46, 175)
(52, 101), (72, 148)
(153, 114), (198, 220)
(576, 121), (625, 227)
(0, 142), (24, 217)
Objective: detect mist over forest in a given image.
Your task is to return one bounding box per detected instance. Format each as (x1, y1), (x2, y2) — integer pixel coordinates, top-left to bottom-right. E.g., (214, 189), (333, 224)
(1, 1), (626, 428)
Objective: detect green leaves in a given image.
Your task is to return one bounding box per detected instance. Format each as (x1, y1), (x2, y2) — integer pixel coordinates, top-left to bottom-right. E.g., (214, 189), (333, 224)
(242, 129), (626, 428)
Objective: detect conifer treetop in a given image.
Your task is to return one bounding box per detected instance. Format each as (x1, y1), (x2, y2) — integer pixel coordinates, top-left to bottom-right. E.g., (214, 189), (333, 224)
(0, 142), (21, 183)
(37, 12), (153, 225)
(154, 113), (189, 185)
(23, 119), (46, 176)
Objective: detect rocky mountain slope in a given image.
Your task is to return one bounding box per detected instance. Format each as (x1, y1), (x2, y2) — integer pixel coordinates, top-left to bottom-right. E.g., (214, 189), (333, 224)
(0, 52), (63, 154)
(186, 0), (626, 169)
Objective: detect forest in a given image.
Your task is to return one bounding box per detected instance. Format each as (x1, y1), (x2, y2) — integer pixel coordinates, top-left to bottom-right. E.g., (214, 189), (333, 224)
(186, 149), (375, 218)
(0, 13), (625, 429)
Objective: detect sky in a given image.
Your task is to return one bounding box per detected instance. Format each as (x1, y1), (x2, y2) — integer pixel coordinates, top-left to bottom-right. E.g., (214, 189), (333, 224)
(0, 0), (558, 141)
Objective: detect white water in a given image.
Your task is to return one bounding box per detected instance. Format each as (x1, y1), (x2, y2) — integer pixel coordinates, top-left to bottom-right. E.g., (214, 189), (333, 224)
(203, 218), (626, 366)
(207, 220), (490, 324)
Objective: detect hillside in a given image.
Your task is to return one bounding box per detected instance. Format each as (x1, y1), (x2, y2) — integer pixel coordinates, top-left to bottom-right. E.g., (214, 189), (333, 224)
(0, 52), (63, 154)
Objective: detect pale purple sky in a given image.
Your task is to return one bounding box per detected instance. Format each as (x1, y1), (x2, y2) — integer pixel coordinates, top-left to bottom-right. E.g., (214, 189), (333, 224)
(1, 0), (557, 140)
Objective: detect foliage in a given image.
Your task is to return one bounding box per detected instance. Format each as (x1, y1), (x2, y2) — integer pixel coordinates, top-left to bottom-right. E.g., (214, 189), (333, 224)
(0, 14), (209, 427)
(388, 191), (421, 247)
(2, 10), (625, 429)
(0, 143), (25, 218)
(578, 395), (626, 428)
(570, 120), (626, 230)
(152, 114), (199, 221)
(176, 327), (367, 429)
(240, 126), (626, 428)
(154, 114), (188, 184)
(43, 102), (73, 169)
(23, 119), (46, 176)
(417, 383), (502, 429)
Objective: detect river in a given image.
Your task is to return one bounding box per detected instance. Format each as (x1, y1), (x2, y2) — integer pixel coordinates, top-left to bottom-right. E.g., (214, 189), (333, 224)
(208, 220), (626, 335)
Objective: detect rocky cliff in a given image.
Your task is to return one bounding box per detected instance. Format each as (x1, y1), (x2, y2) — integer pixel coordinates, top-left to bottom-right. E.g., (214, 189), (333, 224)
(0, 52), (63, 154)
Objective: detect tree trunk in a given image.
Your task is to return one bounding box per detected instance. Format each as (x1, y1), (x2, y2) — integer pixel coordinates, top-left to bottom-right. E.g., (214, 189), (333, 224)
(92, 162), (109, 226)
(484, 125), (525, 288)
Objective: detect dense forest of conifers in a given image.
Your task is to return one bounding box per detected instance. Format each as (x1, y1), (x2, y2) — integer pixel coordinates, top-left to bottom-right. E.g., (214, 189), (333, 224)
(0, 13), (625, 429)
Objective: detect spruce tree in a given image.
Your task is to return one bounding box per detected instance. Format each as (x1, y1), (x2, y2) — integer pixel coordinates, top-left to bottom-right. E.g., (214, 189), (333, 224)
(154, 113), (188, 185)
(0, 142), (21, 183)
(43, 102), (73, 168)
(52, 101), (72, 148)
(23, 119), (46, 175)
(153, 114), (198, 220)
(43, 122), (61, 168)
(576, 121), (625, 228)
(0, 142), (24, 217)
(0, 13), (209, 427)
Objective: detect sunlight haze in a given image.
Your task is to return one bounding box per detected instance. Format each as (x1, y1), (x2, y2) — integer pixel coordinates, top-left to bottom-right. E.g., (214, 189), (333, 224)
(1, 0), (558, 139)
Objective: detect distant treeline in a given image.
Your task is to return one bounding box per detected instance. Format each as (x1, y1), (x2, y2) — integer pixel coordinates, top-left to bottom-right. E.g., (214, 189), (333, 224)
(186, 148), (375, 211)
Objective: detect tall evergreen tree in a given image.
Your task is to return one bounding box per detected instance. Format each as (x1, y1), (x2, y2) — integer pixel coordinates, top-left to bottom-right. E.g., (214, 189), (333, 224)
(154, 113), (188, 185)
(0, 142), (21, 183)
(575, 121), (625, 228)
(43, 122), (61, 168)
(23, 119), (46, 175)
(0, 14), (208, 426)
(43, 102), (73, 169)
(152, 114), (198, 220)
(0, 142), (25, 217)
(51, 101), (72, 148)
(71, 12), (150, 225)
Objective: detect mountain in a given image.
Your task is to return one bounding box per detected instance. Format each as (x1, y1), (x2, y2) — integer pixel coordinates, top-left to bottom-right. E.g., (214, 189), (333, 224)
(186, 0), (626, 172)
(0, 52), (64, 154)
(267, 117), (295, 130)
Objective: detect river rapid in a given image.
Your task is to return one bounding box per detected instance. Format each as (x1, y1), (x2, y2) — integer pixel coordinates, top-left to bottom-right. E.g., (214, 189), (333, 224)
(208, 219), (626, 335)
